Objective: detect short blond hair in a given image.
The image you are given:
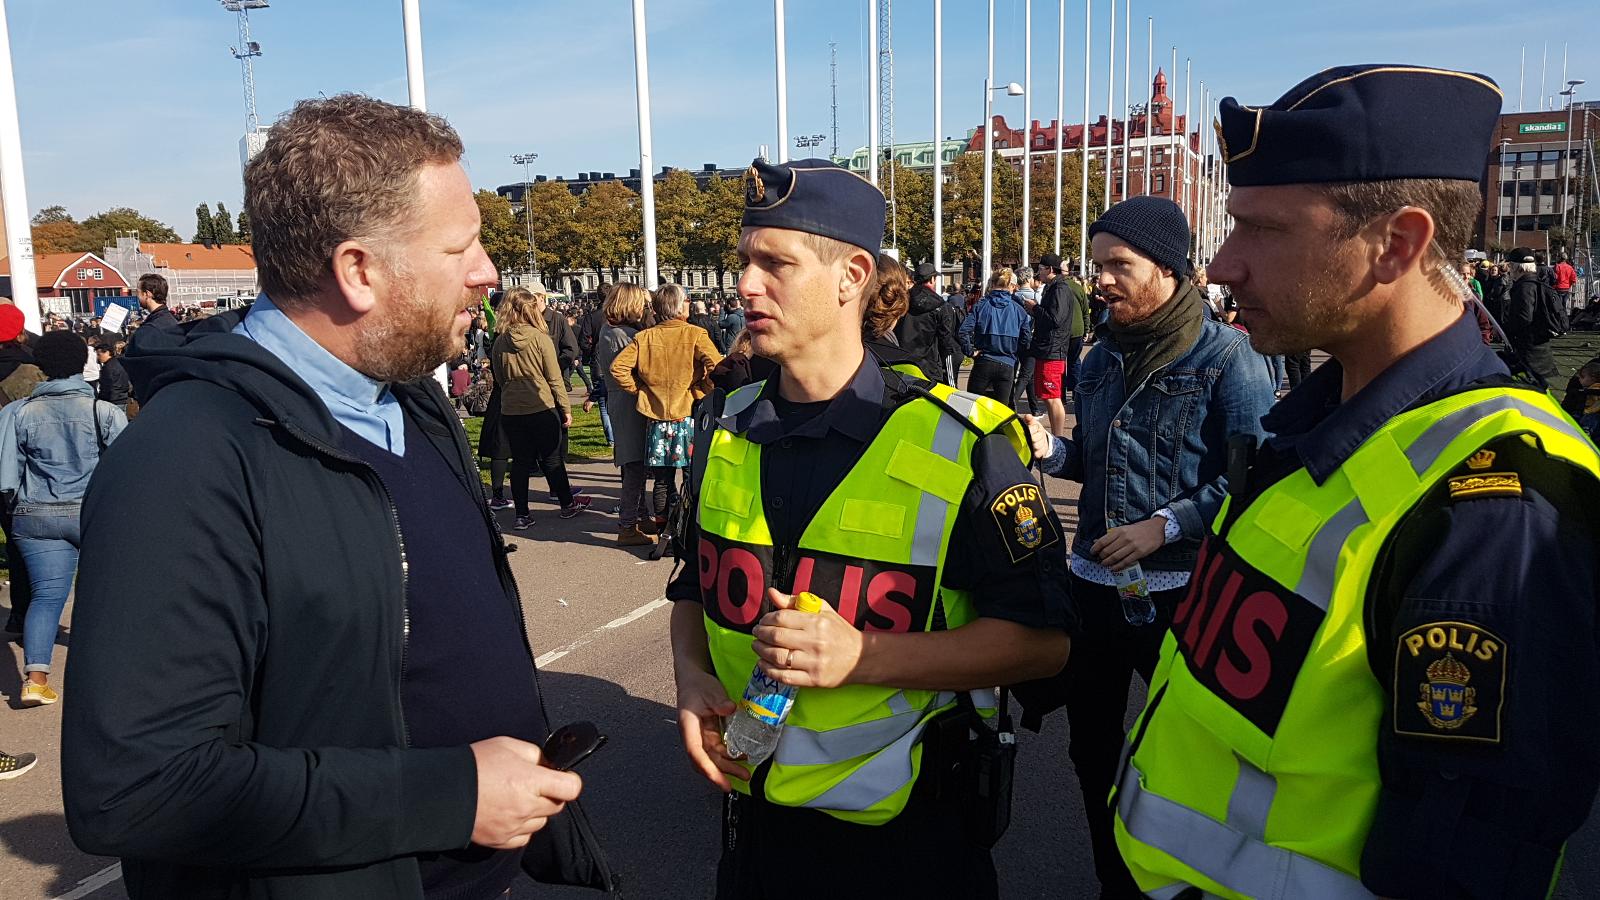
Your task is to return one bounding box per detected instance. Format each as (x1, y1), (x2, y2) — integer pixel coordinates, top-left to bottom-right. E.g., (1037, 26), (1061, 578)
(653, 283), (688, 321)
(987, 267), (1017, 291)
(605, 283), (650, 327)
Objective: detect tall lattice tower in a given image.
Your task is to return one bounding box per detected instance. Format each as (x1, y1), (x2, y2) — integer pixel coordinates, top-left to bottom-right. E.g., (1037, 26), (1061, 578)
(878, 0), (896, 247)
(829, 42), (840, 158)
(222, 1), (269, 134)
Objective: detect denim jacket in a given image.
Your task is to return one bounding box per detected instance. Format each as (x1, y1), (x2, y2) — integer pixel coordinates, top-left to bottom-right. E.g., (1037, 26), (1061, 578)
(0, 376), (128, 507)
(1041, 318), (1277, 570)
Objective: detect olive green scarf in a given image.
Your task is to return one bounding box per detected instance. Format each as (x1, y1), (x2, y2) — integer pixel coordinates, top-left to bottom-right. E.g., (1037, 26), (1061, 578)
(1106, 279), (1205, 391)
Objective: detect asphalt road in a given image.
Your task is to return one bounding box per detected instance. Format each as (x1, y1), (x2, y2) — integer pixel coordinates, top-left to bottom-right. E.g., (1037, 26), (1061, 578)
(4, 390), (1600, 899)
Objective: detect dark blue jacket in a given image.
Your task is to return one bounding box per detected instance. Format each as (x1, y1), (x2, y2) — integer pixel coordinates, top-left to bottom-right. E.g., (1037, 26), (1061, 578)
(958, 290), (1032, 367)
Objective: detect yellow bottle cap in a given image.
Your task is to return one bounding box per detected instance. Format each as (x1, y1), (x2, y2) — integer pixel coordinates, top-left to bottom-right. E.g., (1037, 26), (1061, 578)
(795, 592), (824, 614)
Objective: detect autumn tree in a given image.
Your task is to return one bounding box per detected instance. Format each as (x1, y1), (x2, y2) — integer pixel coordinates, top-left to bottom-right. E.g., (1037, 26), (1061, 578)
(686, 175), (744, 289)
(30, 206), (81, 254)
(653, 170), (707, 284)
(526, 181), (581, 283)
(474, 190), (525, 276)
(193, 203), (216, 245)
(574, 180), (641, 283)
(941, 152), (1021, 274)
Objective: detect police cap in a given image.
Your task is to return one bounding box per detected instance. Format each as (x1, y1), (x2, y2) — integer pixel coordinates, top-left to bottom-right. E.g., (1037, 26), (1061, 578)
(1218, 64), (1502, 187)
(741, 157), (885, 256)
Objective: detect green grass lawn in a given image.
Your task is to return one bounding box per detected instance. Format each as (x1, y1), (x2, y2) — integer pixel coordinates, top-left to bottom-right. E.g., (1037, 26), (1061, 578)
(461, 405), (612, 477)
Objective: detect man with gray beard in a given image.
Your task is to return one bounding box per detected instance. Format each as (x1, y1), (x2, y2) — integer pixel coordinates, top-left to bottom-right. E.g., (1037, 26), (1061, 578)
(63, 95), (613, 900)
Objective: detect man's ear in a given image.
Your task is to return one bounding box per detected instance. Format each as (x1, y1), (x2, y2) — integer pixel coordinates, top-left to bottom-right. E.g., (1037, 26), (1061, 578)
(839, 248), (876, 305)
(330, 239), (386, 315)
(1370, 207), (1435, 286)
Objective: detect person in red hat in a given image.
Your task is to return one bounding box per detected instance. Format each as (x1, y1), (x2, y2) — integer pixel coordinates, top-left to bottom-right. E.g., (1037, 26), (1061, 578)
(0, 302), (41, 635)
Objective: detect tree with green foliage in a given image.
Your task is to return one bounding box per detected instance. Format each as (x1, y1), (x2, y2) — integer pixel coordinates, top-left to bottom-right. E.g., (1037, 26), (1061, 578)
(883, 159), (933, 265)
(237, 209), (252, 243)
(474, 190), (525, 277)
(72, 208), (180, 252)
(193, 203), (217, 245)
(212, 203), (239, 244)
(654, 170), (707, 284)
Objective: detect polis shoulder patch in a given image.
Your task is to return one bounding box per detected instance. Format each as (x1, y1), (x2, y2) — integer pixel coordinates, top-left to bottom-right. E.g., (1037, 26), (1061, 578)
(1393, 621), (1506, 743)
(989, 481), (1060, 564)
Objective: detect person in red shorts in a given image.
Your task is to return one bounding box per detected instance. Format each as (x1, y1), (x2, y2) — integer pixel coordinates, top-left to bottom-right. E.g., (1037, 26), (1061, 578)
(1021, 253), (1089, 436)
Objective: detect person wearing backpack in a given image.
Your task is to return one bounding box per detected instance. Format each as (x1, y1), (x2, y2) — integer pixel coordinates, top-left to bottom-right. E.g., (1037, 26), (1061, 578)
(0, 330), (128, 706)
(1507, 255), (1561, 385)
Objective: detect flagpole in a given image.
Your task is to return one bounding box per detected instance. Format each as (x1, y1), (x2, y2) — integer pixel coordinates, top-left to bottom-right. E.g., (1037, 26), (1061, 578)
(868, 0), (879, 185)
(630, 0), (659, 288)
(774, 0), (788, 162)
(1168, 45), (1177, 200)
(402, 0), (427, 111)
(981, 0), (996, 285)
(1120, 0), (1130, 201)
(1143, 17), (1152, 196)
(0, 0), (39, 333)
(1103, 0), (1115, 208)
(933, 0), (944, 275)
(1054, 0), (1065, 254)
(1181, 58), (1191, 217)
(1078, 0), (1091, 275)
(1022, 0), (1032, 268)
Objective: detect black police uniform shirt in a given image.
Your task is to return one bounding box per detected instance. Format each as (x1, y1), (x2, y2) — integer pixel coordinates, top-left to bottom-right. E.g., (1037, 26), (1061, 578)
(666, 353), (1076, 634)
(1239, 311), (1600, 898)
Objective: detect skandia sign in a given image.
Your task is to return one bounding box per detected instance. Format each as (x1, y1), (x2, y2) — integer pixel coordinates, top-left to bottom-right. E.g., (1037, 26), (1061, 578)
(1519, 122), (1566, 134)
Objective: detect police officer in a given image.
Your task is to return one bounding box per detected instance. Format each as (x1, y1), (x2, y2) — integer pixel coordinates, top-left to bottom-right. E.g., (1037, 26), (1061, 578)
(666, 157), (1074, 899)
(1096, 64), (1600, 899)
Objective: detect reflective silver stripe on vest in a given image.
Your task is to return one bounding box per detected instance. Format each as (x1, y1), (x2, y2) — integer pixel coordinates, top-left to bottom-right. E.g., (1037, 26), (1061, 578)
(1294, 394), (1587, 608)
(802, 690), (958, 812)
(1226, 754), (1277, 839)
(1117, 762), (1375, 899)
(910, 390), (977, 567)
(775, 705), (929, 766)
(717, 380), (766, 429)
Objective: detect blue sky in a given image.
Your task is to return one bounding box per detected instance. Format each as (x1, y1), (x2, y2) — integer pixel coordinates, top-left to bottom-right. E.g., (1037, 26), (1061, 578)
(6, 0), (1596, 239)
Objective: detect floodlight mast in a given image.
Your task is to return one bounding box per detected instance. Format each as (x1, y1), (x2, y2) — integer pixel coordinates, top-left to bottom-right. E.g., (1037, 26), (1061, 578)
(221, 1), (270, 134)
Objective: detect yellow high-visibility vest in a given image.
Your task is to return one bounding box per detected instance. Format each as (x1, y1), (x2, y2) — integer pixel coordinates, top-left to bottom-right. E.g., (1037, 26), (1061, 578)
(1113, 386), (1600, 898)
(698, 375), (1028, 824)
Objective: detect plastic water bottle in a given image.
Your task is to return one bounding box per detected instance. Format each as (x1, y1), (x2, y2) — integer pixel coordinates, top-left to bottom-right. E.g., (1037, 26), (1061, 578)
(1114, 563), (1158, 626)
(724, 592), (825, 766)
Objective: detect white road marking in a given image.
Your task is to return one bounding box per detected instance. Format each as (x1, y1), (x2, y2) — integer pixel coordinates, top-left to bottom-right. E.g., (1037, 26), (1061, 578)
(535, 597), (667, 669)
(54, 863), (121, 899)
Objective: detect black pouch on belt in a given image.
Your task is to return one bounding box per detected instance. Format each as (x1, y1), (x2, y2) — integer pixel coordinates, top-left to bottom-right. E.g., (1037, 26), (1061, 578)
(962, 688), (1016, 848)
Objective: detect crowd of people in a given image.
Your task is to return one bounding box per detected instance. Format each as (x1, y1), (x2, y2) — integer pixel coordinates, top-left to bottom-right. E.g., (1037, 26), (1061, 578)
(2, 61), (1600, 900)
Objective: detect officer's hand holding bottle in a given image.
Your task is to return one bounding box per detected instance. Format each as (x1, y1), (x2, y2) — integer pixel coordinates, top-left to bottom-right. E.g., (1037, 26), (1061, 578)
(674, 664), (748, 791)
(753, 588), (864, 689)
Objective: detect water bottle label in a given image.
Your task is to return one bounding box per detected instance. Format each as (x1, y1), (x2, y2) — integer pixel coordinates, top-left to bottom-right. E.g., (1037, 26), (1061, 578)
(740, 669), (795, 726)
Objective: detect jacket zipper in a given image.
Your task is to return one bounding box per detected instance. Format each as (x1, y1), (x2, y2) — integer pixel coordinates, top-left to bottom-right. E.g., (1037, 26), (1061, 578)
(1100, 356), (1170, 534)
(273, 419), (414, 748)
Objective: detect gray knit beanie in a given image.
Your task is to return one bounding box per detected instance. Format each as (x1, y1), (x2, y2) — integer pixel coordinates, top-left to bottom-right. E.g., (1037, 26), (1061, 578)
(1087, 196), (1192, 278)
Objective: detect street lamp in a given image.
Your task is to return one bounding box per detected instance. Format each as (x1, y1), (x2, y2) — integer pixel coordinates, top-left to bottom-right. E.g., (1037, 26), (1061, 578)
(1561, 79), (1584, 237)
(511, 152), (539, 284)
(982, 79), (1025, 285)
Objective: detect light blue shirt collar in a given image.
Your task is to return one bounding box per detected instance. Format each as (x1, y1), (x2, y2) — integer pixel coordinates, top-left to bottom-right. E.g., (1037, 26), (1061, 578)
(234, 293), (406, 454)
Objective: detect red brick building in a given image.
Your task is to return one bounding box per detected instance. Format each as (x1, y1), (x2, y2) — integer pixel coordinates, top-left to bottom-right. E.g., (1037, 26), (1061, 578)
(967, 71), (1210, 226)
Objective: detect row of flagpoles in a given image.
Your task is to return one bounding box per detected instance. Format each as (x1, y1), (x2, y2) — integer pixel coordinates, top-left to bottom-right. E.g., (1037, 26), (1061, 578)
(0, 0), (1233, 320)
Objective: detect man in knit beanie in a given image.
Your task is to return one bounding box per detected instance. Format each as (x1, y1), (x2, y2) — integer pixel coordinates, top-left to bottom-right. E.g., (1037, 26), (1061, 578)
(1019, 194), (1278, 899)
